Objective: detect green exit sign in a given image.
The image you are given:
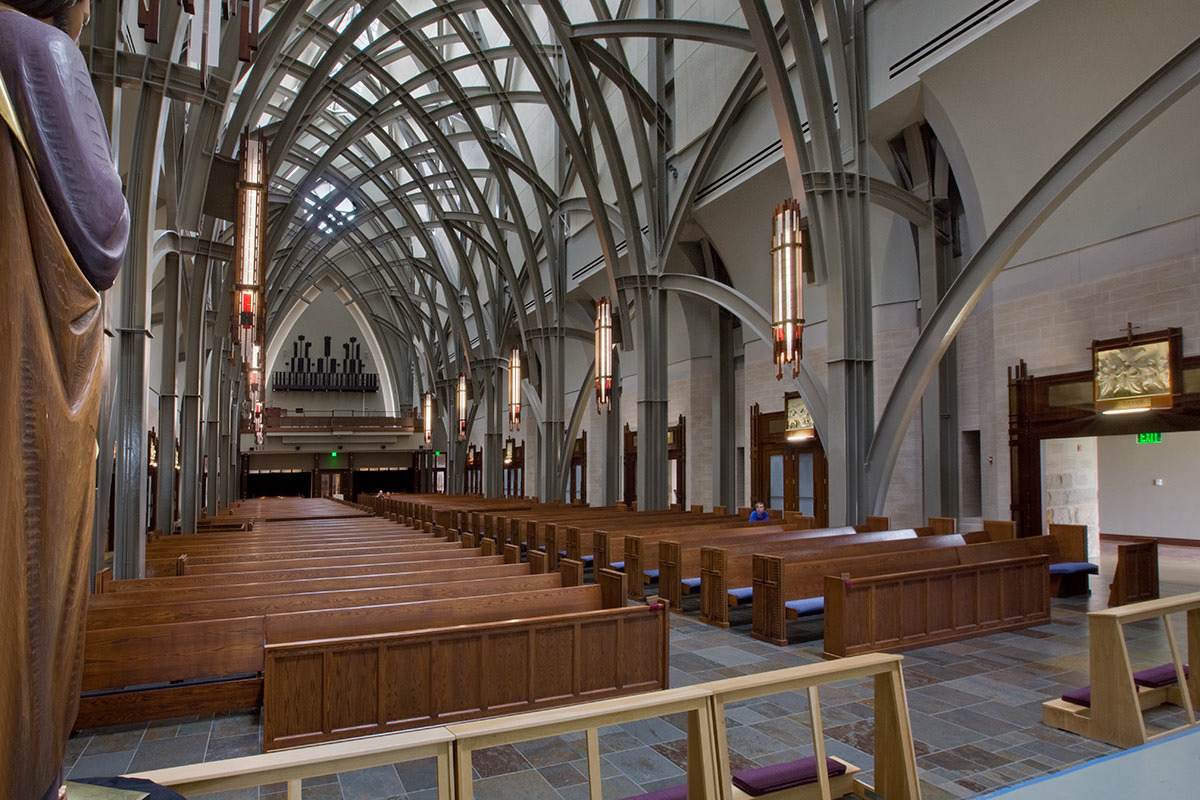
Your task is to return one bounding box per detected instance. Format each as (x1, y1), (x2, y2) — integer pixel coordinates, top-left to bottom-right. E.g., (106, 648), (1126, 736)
(1137, 432), (1162, 444)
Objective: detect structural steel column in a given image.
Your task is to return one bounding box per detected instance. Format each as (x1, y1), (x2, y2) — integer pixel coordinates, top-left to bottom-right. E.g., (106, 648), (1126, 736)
(602, 348), (621, 506)
(712, 307), (737, 511)
(481, 358), (504, 498)
(111, 76), (166, 578)
(632, 280), (669, 510)
(205, 343), (226, 516)
(156, 252), (180, 532)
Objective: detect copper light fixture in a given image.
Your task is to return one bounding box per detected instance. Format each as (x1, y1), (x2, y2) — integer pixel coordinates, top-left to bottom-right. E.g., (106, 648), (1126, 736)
(423, 392), (433, 445)
(457, 373), (468, 442)
(772, 199), (804, 379)
(595, 297), (612, 412)
(509, 347), (521, 431)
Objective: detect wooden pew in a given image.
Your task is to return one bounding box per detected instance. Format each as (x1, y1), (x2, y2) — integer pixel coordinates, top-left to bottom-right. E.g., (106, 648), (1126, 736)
(956, 524), (1097, 596)
(91, 560), (530, 604)
(699, 530), (922, 627)
(654, 526), (873, 611)
(750, 537), (967, 643)
(615, 520), (816, 599)
(77, 577), (619, 730)
(176, 543), (471, 577)
(1107, 539), (1159, 607)
(260, 574), (670, 750)
(86, 572), (568, 629)
(822, 555), (1051, 656)
(592, 515), (796, 586)
(96, 550), (505, 593)
(1042, 591), (1200, 748)
(570, 512), (772, 569)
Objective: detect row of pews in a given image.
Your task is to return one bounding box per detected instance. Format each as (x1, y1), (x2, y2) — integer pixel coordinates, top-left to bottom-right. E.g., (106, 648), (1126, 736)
(376, 495), (1160, 659)
(81, 498), (670, 751)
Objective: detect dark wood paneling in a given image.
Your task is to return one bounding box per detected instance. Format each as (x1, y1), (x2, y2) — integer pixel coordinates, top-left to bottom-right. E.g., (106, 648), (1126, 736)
(824, 556), (1050, 658)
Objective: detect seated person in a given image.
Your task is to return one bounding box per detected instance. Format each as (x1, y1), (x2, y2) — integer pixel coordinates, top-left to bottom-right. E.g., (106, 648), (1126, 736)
(749, 501), (769, 521)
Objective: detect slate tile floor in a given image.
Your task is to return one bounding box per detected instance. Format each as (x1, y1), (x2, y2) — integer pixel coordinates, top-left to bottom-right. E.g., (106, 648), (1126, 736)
(66, 547), (1200, 800)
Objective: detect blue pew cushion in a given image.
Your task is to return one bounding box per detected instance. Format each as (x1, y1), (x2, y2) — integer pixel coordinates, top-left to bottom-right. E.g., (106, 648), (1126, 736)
(617, 785), (688, 800)
(611, 561), (625, 570)
(729, 586), (754, 604)
(1134, 663), (1190, 688)
(681, 578), (701, 589)
(645, 569), (659, 580)
(557, 551), (594, 565)
(785, 597), (825, 616)
(1049, 562), (1099, 576)
(1061, 685), (1091, 707)
(731, 756), (848, 797)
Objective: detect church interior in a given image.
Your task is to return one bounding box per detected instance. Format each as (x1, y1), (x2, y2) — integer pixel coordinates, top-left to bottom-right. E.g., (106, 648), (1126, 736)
(4, 0), (1200, 798)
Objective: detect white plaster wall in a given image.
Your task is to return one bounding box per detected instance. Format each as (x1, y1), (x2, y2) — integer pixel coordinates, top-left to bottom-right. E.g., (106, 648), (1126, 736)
(1098, 431), (1200, 544)
(873, 303), (924, 528)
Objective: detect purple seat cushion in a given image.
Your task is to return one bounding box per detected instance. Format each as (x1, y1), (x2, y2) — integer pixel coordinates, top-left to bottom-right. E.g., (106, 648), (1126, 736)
(785, 597), (825, 616)
(1134, 663), (1190, 688)
(1049, 561), (1099, 575)
(1061, 685), (1092, 707)
(729, 586), (754, 603)
(731, 756), (848, 796)
(617, 785), (688, 800)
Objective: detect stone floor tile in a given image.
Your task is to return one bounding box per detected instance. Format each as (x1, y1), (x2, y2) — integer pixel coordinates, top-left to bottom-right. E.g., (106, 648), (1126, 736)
(81, 727), (146, 757)
(206, 732), (260, 762)
(66, 750), (137, 780)
(211, 712), (260, 740)
(618, 717), (686, 746)
(605, 746), (685, 785)
(301, 783), (344, 800)
(514, 735), (582, 767)
(537, 761), (587, 789)
(127, 733), (212, 772)
(471, 769), (562, 799)
(598, 729), (645, 755)
(337, 764), (403, 800)
(191, 789), (260, 800)
(394, 758), (440, 793)
(471, 744), (532, 778)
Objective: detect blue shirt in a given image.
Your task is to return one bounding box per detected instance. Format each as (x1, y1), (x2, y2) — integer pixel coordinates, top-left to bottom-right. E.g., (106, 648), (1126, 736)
(749, 509), (769, 521)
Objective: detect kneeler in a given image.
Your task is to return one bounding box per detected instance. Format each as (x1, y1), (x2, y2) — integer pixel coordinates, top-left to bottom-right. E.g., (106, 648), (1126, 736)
(0, 80), (106, 800)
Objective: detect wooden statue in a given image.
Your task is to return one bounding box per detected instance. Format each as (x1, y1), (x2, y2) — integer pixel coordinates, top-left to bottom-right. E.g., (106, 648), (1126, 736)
(1, 2), (129, 797)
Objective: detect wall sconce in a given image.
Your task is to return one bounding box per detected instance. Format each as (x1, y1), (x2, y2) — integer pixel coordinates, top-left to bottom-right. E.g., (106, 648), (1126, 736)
(423, 391), (433, 445)
(772, 199), (804, 379)
(457, 372), (468, 442)
(509, 347), (521, 431)
(595, 297), (612, 412)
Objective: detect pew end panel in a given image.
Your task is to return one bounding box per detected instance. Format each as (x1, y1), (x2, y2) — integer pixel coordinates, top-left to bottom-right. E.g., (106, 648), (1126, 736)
(503, 543), (521, 565)
(699, 547), (731, 627)
(751, 555), (789, 647)
(660, 540), (686, 613)
(528, 549), (548, 574)
(561, 558), (585, 587)
(822, 556), (1051, 658)
(1108, 539), (1160, 607)
(261, 603), (671, 751)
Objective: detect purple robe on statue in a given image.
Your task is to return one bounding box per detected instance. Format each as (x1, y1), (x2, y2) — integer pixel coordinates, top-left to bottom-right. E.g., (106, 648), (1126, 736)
(0, 10), (128, 800)
(0, 8), (129, 290)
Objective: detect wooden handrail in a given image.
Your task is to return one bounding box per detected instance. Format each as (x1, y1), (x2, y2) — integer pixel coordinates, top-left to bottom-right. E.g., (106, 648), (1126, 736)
(1043, 590), (1200, 747)
(127, 653), (919, 800)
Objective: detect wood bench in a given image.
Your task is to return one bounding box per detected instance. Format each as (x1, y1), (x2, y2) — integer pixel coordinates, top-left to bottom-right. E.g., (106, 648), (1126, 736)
(1107, 539), (1159, 606)
(92, 559), (527, 603)
(822, 555), (1051, 657)
(655, 527), (872, 611)
(1042, 590), (1199, 748)
(95, 550), (504, 593)
(956, 524), (1098, 597)
(77, 577), (624, 731)
(174, 542), (471, 576)
(587, 515), (795, 584)
(699, 531), (922, 627)
(261, 573), (670, 750)
(750, 538), (969, 643)
(566, 512), (768, 569)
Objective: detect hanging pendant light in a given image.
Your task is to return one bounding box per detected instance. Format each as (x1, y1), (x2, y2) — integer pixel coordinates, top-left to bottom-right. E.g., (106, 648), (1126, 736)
(457, 373), (468, 442)
(595, 297), (612, 412)
(423, 392), (434, 445)
(772, 199), (804, 379)
(509, 347), (521, 431)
